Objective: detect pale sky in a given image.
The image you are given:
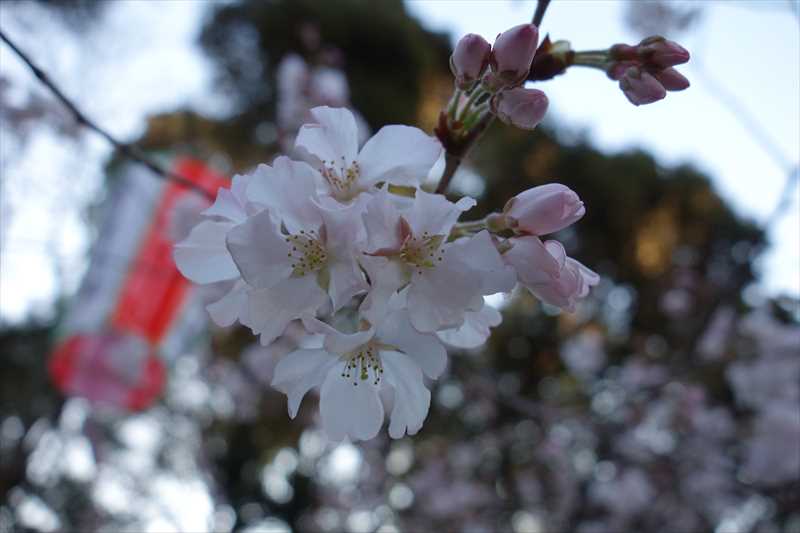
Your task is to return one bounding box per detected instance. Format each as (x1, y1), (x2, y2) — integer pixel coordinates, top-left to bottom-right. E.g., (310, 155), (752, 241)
(0, 0), (798, 323)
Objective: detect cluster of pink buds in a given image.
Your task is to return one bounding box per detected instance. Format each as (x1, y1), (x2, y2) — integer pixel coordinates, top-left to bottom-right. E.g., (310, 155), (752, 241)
(440, 23), (548, 161)
(526, 35), (690, 106)
(607, 36), (690, 106)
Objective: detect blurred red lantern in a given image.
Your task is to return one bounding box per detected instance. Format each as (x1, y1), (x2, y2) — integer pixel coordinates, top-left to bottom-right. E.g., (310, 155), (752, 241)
(49, 158), (228, 410)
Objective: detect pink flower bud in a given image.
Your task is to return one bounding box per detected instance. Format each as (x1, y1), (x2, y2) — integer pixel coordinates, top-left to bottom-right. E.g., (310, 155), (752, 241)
(619, 67), (666, 106)
(488, 23), (539, 87)
(451, 33), (492, 89)
(503, 237), (599, 312)
(655, 67), (690, 91)
(638, 36), (690, 68)
(606, 60), (639, 81)
(609, 43), (638, 61)
(503, 183), (585, 235)
(492, 87), (549, 130)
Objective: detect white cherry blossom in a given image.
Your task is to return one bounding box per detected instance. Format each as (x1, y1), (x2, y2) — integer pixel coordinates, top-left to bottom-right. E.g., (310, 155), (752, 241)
(271, 308), (447, 441)
(173, 173), (254, 327)
(295, 106), (442, 202)
(437, 300), (503, 349)
(226, 157), (368, 345)
(361, 188), (515, 332)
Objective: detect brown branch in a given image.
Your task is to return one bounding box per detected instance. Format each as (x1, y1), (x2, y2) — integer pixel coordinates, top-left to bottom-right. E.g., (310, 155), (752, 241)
(533, 0), (552, 27)
(0, 29), (215, 200)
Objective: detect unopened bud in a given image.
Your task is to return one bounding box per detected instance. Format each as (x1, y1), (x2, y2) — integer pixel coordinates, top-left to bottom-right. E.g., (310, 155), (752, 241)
(606, 60), (639, 81)
(619, 66), (666, 106)
(638, 36), (690, 68)
(609, 43), (638, 61)
(487, 23), (539, 89)
(503, 183), (585, 235)
(492, 87), (549, 130)
(451, 33), (492, 90)
(654, 67), (690, 91)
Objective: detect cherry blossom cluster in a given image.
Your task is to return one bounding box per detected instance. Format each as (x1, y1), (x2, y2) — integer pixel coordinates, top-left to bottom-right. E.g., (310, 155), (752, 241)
(173, 104), (597, 441)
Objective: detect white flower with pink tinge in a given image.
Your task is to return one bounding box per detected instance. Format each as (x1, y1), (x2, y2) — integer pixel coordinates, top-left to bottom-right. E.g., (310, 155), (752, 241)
(360, 188), (515, 332)
(173, 173), (254, 328)
(504, 236), (599, 312)
(272, 309), (447, 441)
(500, 183), (598, 312)
(225, 156), (368, 345)
(295, 106), (442, 202)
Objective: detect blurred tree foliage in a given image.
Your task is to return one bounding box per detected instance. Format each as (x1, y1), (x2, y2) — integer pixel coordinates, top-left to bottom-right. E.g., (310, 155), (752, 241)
(199, 0), (452, 138)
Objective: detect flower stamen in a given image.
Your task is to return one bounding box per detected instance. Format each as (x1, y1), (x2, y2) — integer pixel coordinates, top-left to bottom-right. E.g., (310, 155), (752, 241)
(320, 157), (361, 199)
(399, 231), (444, 275)
(341, 342), (384, 386)
(285, 229), (328, 277)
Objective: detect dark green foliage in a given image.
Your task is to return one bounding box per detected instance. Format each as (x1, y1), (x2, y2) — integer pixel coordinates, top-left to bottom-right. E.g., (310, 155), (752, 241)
(200, 0), (451, 131)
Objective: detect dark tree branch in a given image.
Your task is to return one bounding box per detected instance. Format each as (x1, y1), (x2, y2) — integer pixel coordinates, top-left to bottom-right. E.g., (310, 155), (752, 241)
(533, 0), (552, 27)
(0, 29), (215, 200)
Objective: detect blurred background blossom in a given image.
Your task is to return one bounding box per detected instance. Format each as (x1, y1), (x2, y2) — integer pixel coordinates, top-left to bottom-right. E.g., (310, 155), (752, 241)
(1, 1), (798, 532)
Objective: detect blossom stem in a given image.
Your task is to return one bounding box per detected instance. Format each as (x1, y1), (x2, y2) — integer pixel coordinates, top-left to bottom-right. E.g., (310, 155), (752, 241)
(435, 152), (462, 195)
(459, 86), (488, 123)
(448, 88), (463, 120)
(436, 113), (496, 194)
(453, 219), (488, 233)
(461, 106), (489, 131)
(572, 52), (609, 68)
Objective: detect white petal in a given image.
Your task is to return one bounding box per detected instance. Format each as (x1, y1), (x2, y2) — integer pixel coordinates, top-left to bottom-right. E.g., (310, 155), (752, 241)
(356, 125), (442, 188)
(301, 316), (375, 355)
(571, 257), (600, 285)
(246, 158), (323, 234)
(544, 240), (567, 270)
(173, 220), (239, 284)
(203, 187), (242, 221)
(247, 276), (328, 346)
(382, 350), (431, 438)
(319, 197), (367, 253)
(503, 235), (561, 286)
(407, 247), (485, 332)
(362, 188), (404, 253)
(437, 303), (502, 349)
(295, 106), (359, 167)
(328, 257), (368, 312)
(449, 231), (516, 294)
(406, 190), (475, 237)
(377, 310), (447, 379)
(206, 280), (249, 327)
(358, 256), (407, 325)
(272, 348), (336, 418)
(320, 363), (384, 441)
(226, 210), (292, 289)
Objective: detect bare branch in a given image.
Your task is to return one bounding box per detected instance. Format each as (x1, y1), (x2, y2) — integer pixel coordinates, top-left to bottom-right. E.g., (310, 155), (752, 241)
(0, 29), (215, 200)
(690, 59), (797, 228)
(533, 0), (552, 27)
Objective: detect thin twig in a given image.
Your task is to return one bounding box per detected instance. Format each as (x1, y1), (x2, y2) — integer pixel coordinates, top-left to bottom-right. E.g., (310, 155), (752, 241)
(691, 58), (798, 228)
(765, 165), (800, 226)
(533, 0), (552, 27)
(0, 29), (215, 200)
(436, 114), (496, 194)
(435, 152), (462, 195)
